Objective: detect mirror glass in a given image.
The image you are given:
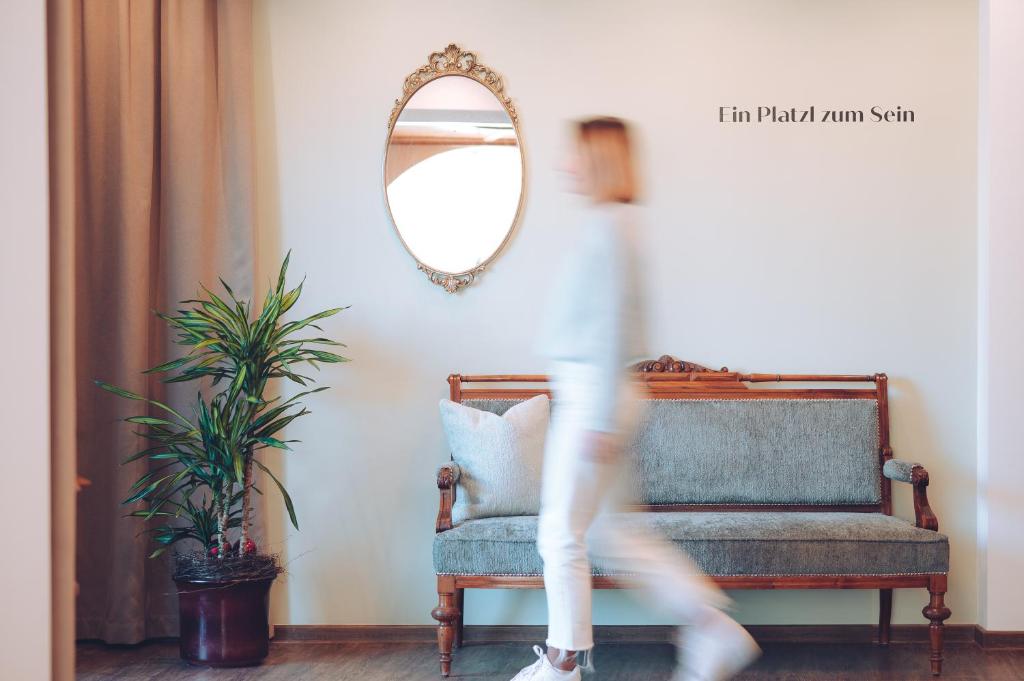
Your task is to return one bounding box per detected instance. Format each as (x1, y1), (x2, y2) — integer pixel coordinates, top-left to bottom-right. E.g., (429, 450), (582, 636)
(385, 75), (523, 277)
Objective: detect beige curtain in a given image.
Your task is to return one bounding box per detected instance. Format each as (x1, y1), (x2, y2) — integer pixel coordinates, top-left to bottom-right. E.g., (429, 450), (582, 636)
(49, 0), (256, 645)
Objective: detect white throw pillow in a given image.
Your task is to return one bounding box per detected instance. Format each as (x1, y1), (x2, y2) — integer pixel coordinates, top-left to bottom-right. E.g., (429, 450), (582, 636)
(439, 395), (549, 525)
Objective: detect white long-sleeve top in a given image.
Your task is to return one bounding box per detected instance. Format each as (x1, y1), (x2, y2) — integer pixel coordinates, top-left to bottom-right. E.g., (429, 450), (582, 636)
(538, 202), (648, 432)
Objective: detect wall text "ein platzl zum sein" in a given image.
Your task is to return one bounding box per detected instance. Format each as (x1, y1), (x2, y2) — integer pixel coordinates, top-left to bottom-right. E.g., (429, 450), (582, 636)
(719, 106), (915, 123)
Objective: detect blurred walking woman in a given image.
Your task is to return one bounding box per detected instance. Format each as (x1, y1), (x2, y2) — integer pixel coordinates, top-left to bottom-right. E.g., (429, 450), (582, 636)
(512, 118), (760, 681)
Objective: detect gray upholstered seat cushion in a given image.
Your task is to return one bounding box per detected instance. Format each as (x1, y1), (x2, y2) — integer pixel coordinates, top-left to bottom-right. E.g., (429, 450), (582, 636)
(433, 512), (949, 577)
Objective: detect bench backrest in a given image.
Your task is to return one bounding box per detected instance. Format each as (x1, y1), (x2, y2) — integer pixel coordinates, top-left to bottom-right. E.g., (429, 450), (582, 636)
(450, 356), (892, 513)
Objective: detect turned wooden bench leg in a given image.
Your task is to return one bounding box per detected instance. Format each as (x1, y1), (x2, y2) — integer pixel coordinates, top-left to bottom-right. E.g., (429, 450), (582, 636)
(878, 588), (893, 645)
(432, 575), (460, 677)
(923, 574), (951, 676)
(454, 588), (465, 648)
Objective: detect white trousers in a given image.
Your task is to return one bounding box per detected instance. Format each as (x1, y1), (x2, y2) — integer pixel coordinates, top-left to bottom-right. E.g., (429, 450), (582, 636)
(537, 362), (729, 652)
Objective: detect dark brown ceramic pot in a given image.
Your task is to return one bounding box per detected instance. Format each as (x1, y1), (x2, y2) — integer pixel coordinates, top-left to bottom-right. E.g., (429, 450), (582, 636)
(175, 577), (275, 667)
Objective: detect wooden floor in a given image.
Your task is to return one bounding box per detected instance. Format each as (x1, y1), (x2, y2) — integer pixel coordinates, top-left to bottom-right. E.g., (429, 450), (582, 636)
(76, 640), (1024, 680)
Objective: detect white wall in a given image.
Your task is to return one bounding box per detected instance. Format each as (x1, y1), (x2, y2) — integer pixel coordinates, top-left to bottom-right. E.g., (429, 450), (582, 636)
(976, 0), (1024, 632)
(255, 0), (978, 627)
(0, 1), (52, 679)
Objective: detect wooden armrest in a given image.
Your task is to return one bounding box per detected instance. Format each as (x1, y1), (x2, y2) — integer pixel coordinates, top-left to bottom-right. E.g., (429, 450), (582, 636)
(435, 463), (460, 533)
(884, 459), (939, 531)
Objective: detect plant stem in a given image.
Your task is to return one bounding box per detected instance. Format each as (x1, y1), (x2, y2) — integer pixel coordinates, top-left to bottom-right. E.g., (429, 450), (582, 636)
(218, 478), (230, 558)
(241, 456), (253, 551)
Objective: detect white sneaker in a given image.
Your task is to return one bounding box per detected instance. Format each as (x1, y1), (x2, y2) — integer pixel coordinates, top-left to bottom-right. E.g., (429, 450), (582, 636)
(676, 609), (761, 681)
(510, 645), (582, 681)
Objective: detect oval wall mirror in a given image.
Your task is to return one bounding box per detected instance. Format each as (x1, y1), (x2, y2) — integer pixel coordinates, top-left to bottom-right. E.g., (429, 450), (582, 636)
(384, 45), (525, 293)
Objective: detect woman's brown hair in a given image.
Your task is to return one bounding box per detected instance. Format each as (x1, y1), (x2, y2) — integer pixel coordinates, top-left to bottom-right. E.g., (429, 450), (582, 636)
(576, 117), (638, 203)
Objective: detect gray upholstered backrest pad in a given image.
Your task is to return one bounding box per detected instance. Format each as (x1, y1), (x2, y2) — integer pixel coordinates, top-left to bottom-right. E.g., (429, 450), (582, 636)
(464, 399), (527, 417)
(461, 397), (881, 506)
(633, 399), (880, 505)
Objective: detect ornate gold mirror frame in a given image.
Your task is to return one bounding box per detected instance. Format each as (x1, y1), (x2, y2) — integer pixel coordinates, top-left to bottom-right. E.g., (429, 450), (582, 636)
(384, 44), (525, 293)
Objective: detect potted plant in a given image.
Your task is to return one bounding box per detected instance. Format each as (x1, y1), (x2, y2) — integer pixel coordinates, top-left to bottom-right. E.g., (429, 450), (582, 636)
(98, 253), (347, 666)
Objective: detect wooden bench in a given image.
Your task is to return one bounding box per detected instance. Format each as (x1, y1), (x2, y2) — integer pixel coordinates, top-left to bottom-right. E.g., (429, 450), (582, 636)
(431, 356), (950, 676)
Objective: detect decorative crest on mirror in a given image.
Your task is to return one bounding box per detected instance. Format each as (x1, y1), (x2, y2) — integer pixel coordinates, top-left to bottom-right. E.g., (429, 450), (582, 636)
(388, 44), (518, 130)
(418, 263), (485, 294)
